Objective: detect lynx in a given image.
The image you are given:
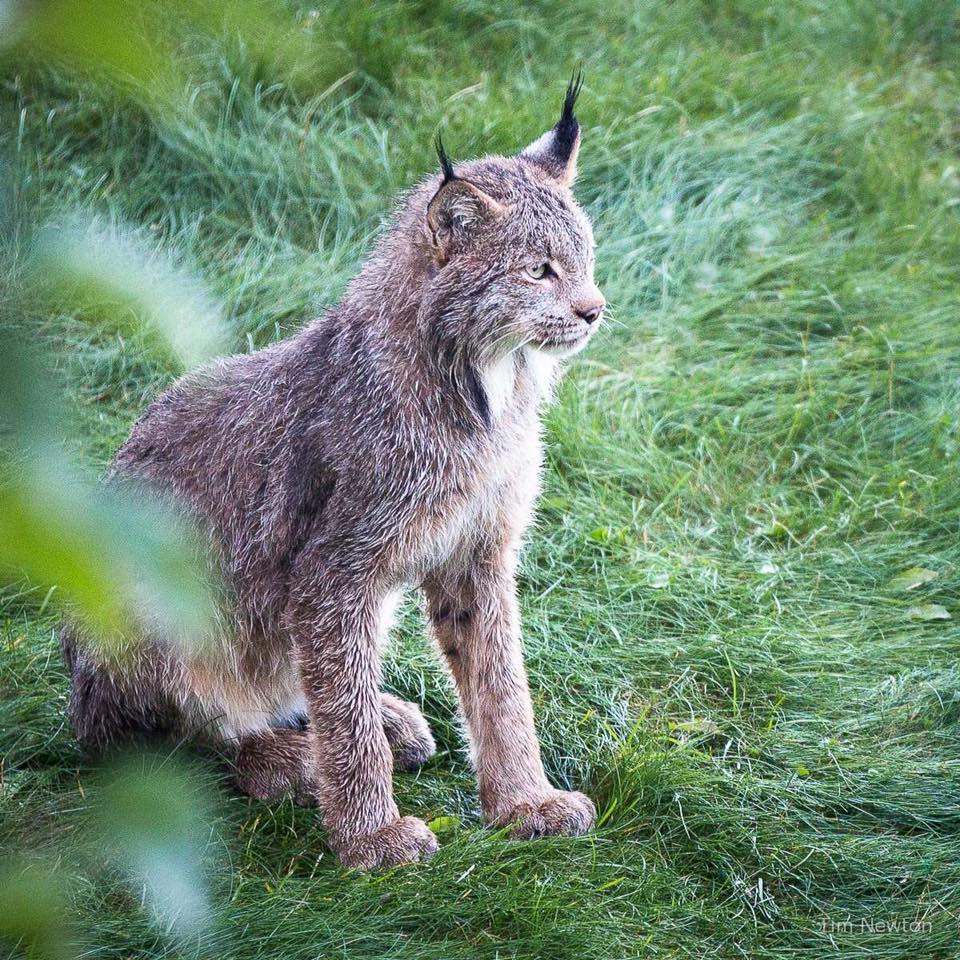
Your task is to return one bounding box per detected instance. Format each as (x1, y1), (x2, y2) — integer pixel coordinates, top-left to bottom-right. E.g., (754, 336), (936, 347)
(61, 75), (606, 869)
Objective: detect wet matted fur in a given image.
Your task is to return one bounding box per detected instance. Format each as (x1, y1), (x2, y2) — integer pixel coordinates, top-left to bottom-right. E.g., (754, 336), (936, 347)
(61, 76), (606, 869)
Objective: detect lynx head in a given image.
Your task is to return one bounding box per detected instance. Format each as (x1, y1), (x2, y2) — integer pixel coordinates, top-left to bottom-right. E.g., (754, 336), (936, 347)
(422, 73), (604, 361)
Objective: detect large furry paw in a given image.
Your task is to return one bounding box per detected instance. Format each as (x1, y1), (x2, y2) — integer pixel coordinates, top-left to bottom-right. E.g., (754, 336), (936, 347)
(381, 694), (437, 773)
(335, 816), (439, 870)
(496, 791), (596, 840)
(232, 727), (316, 804)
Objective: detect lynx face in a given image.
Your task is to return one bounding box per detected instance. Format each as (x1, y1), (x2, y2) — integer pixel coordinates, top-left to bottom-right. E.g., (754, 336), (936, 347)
(425, 75), (605, 362)
(474, 179), (603, 359)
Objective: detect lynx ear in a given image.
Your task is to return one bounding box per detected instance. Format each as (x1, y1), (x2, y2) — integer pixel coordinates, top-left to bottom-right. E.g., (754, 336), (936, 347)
(520, 70), (583, 187)
(426, 137), (505, 259)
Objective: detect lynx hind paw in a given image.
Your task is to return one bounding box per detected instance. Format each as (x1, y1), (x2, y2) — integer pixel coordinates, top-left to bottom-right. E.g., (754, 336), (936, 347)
(381, 694), (437, 772)
(336, 816), (439, 870)
(502, 791), (597, 840)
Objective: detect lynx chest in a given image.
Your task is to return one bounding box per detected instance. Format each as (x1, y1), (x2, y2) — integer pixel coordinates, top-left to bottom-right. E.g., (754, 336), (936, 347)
(395, 411), (544, 583)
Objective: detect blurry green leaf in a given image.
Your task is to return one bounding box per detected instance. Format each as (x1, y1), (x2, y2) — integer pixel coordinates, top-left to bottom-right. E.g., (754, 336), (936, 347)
(907, 604), (951, 621)
(0, 859), (74, 960)
(793, 764), (811, 777)
(2, 0), (345, 112)
(0, 464), (127, 637)
(888, 567), (939, 591)
(1, 0), (176, 104)
(0, 340), (220, 654)
(0, 457), (220, 655)
(34, 218), (228, 370)
(95, 755), (216, 938)
(3, 223), (226, 651)
(427, 816), (460, 835)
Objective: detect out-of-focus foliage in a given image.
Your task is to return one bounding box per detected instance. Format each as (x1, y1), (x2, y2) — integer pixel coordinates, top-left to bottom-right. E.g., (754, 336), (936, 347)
(0, 756), (219, 959)
(0, 455), (220, 656)
(93, 755), (217, 939)
(0, 0), (335, 112)
(0, 0), (239, 652)
(0, 860), (73, 960)
(33, 219), (228, 369)
(0, 298), (221, 655)
(0, 3), (246, 957)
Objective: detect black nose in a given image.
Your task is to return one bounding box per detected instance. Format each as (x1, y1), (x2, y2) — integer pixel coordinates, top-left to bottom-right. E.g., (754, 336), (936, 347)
(576, 304), (604, 325)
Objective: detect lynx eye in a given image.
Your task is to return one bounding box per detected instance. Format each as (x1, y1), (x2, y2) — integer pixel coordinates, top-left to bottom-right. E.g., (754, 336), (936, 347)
(525, 262), (554, 281)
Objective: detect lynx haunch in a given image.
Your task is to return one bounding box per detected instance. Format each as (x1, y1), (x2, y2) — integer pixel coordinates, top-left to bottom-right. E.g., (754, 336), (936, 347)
(61, 75), (606, 869)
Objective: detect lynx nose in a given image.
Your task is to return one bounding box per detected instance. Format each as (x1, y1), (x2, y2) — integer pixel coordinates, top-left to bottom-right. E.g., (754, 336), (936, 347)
(575, 297), (605, 325)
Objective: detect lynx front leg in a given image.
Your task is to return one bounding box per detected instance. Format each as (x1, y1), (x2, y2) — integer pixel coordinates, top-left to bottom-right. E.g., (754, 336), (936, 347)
(424, 553), (595, 839)
(284, 566), (437, 869)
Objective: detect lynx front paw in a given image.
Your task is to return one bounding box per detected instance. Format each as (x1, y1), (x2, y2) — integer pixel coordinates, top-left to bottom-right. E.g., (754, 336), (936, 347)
(335, 816), (439, 870)
(496, 790), (596, 840)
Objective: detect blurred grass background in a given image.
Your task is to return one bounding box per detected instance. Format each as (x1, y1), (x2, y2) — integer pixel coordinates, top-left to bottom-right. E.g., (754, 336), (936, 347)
(2, 0), (960, 957)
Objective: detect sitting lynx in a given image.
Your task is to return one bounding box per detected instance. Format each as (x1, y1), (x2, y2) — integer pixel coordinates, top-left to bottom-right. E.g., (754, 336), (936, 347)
(61, 75), (606, 869)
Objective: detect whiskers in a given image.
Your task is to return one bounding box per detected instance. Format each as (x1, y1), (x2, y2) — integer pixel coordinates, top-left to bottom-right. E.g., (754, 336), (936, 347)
(480, 320), (536, 362)
(598, 299), (625, 333)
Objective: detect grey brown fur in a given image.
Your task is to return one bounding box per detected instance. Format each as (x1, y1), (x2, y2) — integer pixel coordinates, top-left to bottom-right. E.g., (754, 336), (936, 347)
(61, 78), (605, 869)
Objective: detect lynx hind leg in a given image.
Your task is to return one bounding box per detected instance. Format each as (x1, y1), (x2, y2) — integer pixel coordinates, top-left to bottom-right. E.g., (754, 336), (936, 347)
(230, 694), (434, 806)
(232, 727), (317, 806)
(380, 693), (436, 772)
(61, 623), (178, 753)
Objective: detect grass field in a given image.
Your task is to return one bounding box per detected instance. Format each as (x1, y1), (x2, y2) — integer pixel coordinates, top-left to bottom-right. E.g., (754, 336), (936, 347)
(3, 1), (960, 957)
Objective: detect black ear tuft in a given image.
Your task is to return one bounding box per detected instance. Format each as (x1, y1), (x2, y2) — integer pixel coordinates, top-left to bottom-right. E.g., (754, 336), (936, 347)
(554, 67), (584, 159)
(426, 145), (507, 260)
(518, 70), (584, 185)
(435, 134), (457, 184)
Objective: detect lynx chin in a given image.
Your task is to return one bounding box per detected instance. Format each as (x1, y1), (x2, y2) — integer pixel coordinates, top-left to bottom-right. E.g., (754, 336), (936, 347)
(61, 75), (606, 869)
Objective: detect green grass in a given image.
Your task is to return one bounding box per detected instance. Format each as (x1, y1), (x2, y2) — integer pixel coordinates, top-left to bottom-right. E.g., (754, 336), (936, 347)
(3, 1), (960, 957)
